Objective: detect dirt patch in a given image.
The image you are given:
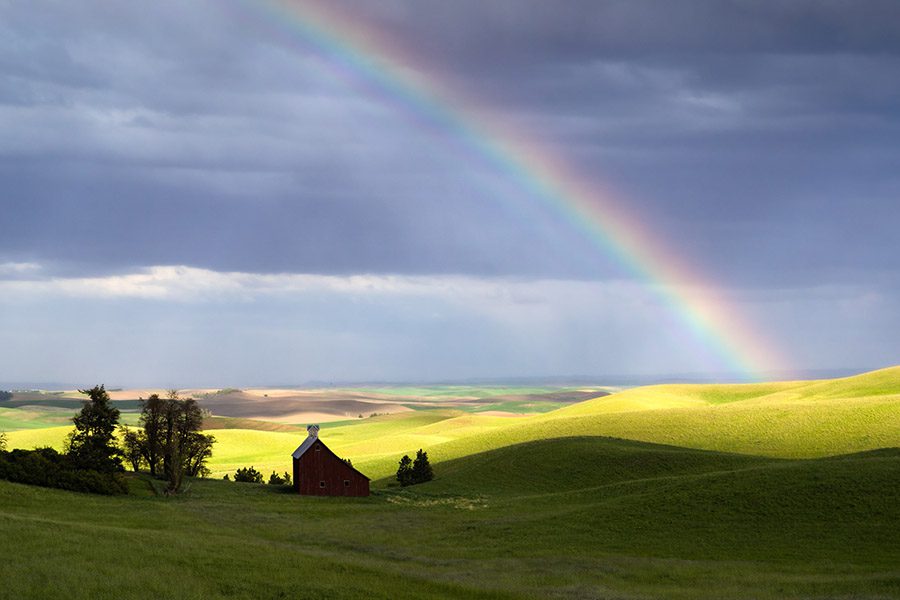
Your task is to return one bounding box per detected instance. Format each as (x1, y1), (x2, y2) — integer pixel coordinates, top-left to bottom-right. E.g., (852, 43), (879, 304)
(196, 390), (413, 421)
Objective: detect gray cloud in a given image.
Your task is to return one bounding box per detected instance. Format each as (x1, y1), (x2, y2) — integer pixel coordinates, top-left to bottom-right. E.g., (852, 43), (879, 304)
(0, 0), (898, 379)
(2, 0), (898, 286)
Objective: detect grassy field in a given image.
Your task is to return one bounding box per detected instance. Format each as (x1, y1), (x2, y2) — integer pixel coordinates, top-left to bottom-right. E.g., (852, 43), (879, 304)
(1, 367), (898, 598)
(5, 367), (900, 480)
(0, 437), (897, 599)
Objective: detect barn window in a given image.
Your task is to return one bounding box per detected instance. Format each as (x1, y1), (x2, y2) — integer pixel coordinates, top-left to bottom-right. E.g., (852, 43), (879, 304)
(319, 480), (326, 488)
(315, 444), (321, 451)
(344, 480), (350, 487)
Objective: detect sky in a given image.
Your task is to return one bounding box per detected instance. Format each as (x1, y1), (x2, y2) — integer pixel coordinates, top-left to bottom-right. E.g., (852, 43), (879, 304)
(1, 0), (898, 387)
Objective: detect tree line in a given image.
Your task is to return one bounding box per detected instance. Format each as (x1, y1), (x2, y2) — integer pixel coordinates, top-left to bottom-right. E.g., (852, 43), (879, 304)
(0, 385), (214, 495)
(0, 385), (128, 494)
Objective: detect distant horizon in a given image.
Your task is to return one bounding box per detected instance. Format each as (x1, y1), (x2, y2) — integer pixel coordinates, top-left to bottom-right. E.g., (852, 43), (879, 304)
(1, 364), (888, 393)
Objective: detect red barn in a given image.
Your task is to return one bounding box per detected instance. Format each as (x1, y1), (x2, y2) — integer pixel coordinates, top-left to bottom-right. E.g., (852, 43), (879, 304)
(291, 425), (370, 496)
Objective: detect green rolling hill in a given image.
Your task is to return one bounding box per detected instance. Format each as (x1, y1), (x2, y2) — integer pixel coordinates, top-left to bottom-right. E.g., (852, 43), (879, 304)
(5, 367), (899, 481)
(1, 435), (898, 598)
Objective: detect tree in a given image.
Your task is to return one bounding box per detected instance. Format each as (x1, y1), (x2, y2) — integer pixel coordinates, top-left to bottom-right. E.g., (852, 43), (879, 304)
(138, 394), (166, 476)
(136, 391), (214, 493)
(0, 431), (6, 452)
(412, 449), (434, 484)
(396, 454), (413, 486)
(160, 391), (212, 494)
(0, 390), (11, 402)
(119, 426), (145, 472)
(67, 385), (122, 473)
(234, 466), (263, 483)
(183, 431), (215, 478)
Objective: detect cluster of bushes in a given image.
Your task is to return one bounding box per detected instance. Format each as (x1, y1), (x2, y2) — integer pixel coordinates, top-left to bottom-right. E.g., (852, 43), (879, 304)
(0, 447), (128, 495)
(396, 449), (433, 486)
(232, 466), (263, 483)
(267, 471), (291, 486)
(0, 385), (215, 497)
(0, 385), (129, 495)
(0, 390), (12, 402)
(225, 466), (292, 486)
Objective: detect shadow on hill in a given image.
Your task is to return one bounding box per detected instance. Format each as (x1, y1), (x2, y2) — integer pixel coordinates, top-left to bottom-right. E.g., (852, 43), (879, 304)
(376, 436), (777, 495)
(374, 436), (900, 564)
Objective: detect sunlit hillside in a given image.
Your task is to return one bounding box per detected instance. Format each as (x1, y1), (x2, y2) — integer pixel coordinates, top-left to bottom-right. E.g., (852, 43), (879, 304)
(5, 367), (898, 481)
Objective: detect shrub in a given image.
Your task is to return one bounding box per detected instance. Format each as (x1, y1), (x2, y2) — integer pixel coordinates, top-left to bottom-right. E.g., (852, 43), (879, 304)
(234, 466), (263, 483)
(268, 471), (292, 486)
(0, 448), (128, 495)
(223, 474), (230, 481)
(0, 432), (6, 452)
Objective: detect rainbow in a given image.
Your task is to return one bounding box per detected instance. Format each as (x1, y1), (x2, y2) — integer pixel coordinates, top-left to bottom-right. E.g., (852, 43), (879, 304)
(229, 0), (788, 378)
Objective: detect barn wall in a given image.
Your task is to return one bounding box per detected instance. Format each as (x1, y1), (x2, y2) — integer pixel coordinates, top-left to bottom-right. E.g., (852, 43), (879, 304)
(293, 441), (369, 497)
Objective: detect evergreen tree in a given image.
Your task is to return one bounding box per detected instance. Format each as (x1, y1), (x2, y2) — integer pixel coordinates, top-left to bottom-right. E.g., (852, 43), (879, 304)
(67, 385), (122, 473)
(396, 454), (413, 486)
(412, 448), (433, 484)
(0, 431), (6, 452)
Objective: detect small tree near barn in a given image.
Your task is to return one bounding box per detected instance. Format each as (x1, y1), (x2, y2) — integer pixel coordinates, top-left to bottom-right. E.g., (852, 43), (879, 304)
(396, 449), (434, 486)
(412, 449), (433, 484)
(396, 454), (413, 486)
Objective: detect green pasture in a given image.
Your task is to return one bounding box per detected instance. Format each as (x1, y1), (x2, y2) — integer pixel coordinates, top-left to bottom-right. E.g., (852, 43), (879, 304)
(5, 367), (900, 481)
(226, 366), (899, 479)
(0, 406), (76, 431)
(1, 436), (898, 599)
(1, 367), (899, 598)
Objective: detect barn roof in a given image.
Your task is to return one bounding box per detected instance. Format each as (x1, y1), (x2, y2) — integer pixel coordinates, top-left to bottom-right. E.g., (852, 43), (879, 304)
(291, 424), (371, 481)
(291, 424), (320, 459)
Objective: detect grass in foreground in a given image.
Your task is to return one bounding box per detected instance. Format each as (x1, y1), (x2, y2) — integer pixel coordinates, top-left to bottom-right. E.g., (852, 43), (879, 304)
(0, 436), (898, 599)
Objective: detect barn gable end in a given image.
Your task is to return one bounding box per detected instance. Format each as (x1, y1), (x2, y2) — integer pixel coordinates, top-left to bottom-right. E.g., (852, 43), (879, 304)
(291, 425), (370, 497)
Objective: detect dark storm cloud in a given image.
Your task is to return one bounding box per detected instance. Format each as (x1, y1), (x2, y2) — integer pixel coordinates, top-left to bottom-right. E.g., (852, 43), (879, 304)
(351, 0), (900, 289)
(1, 0), (898, 290)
